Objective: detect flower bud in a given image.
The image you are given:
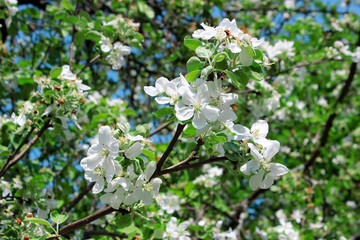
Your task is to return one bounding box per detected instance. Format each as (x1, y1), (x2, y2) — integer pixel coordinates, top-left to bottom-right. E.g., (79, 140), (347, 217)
(59, 98), (65, 104)
(54, 85), (61, 91)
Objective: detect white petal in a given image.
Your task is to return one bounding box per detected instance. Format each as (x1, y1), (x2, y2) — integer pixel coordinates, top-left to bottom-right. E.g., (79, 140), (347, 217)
(248, 143), (263, 161)
(151, 178), (162, 195)
(155, 77), (169, 93)
(268, 163), (289, 177)
(202, 105), (220, 122)
(61, 65), (76, 80)
(251, 120), (269, 139)
(80, 154), (101, 171)
(140, 190), (153, 205)
(260, 174), (275, 189)
(178, 221), (190, 231)
(240, 159), (260, 175)
(93, 177), (104, 194)
(176, 106), (194, 121)
(155, 96), (171, 104)
(98, 126), (113, 146)
(231, 124), (251, 140)
(262, 140), (280, 161)
(145, 161), (157, 181)
(249, 169), (264, 191)
(125, 142), (144, 159)
(110, 188), (125, 209)
(144, 86), (160, 96)
(100, 193), (112, 204)
(192, 111), (207, 129)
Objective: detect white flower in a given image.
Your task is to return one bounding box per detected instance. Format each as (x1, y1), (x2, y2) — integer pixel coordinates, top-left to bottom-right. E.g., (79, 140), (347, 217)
(158, 193), (181, 214)
(125, 141), (144, 159)
(60, 65), (76, 80)
(132, 161), (162, 205)
(163, 217), (191, 240)
(80, 126), (119, 186)
(99, 36), (112, 53)
(106, 42), (131, 70)
(175, 84), (220, 129)
(11, 112), (26, 127)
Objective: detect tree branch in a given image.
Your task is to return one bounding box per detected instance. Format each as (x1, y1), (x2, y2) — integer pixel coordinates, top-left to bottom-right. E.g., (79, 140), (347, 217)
(0, 120), (51, 178)
(153, 123), (186, 176)
(58, 206), (130, 236)
(148, 121), (173, 137)
(75, 54), (101, 75)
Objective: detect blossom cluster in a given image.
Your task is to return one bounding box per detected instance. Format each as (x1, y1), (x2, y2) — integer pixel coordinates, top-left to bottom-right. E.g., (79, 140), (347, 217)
(80, 125), (162, 209)
(144, 19), (288, 190)
(11, 65), (90, 138)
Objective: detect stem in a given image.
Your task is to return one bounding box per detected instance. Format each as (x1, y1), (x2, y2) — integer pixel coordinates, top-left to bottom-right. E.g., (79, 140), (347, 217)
(148, 121), (173, 137)
(69, 0), (81, 72)
(76, 54), (101, 75)
(62, 182), (95, 214)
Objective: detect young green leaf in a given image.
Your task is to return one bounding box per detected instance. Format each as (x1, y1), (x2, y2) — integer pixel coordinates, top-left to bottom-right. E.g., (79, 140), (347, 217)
(184, 36), (202, 51)
(185, 70), (201, 83)
(186, 56), (204, 72)
(50, 210), (68, 225)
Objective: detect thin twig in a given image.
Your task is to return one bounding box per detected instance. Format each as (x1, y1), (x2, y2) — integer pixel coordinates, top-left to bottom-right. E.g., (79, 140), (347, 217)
(75, 54), (101, 75)
(148, 121), (173, 137)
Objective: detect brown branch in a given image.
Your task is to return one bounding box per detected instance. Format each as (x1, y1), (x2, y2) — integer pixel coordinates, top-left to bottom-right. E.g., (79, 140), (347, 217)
(58, 206), (130, 236)
(0, 120), (51, 178)
(153, 156), (229, 178)
(69, 0), (81, 72)
(265, 58), (349, 80)
(148, 121), (173, 137)
(62, 182), (95, 214)
(75, 54), (101, 75)
(152, 123), (186, 177)
(163, 137), (204, 171)
(303, 32), (360, 174)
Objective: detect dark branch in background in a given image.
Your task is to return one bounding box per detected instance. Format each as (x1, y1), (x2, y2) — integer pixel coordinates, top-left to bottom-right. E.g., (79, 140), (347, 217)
(75, 54), (101, 75)
(265, 58), (350, 80)
(57, 206), (130, 236)
(303, 31), (360, 174)
(69, 0), (81, 72)
(148, 121), (174, 137)
(0, 120), (51, 178)
(62, 182), (95, 214)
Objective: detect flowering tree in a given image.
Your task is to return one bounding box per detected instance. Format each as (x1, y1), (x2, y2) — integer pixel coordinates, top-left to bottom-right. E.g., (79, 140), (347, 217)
(0, 0), (359, 239)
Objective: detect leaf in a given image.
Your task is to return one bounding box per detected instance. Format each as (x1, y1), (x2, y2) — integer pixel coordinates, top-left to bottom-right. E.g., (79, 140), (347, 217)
(142, 149), (155, 161)
(186, 56), (204, 72)
(138, 1), (155, 19)
(153, 108), (174, 118)
(223, 142), (241, 152)
(115, 213), (132, 228)
(61, 0), (75, 12)
(86, 31), (102, 42)
(23, 218), (51, 227)
(200, 65), (213, 79)
(74, 30), (86, 48)
(50, 211), (68, 225)
(249, 62), (264, 81)
(185, 70), (201, 83)
(183, 36), (202, 51)
(224, 70), (249, 90)
(18, 78), (34, 85)
(195, 44), (215, 59)
(50, 67), (62, 79)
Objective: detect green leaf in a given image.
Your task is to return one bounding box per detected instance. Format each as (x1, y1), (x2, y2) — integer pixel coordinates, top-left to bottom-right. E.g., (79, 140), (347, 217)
(195, 44), (215, 59)
(185, 70), (201, 83)
(186, 56), (204, 72)
(23, 218), (51, 227)
(50, 211), (68, 225)
(86, 31), (102, 42)
(18, 78), (34, 85)
(182, 124), (196, 138)
(142, 149), (155, 161)
(115, 213), (132, 228)
(184, 36), (202, 51)
(61, 0), (75, 12)
(118, 223), (142, 237)
(50, 67), (63, 79)
(74, 30), (86, 48)
(224, 70), (248, 90)
(249, 62), (264, 81)
(201, 65), (214, 79)
(138, 1), (155, 19)
(153, 108), (174, 118)
(185, 182), (195, 195)
(223, 142), (241, 152)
